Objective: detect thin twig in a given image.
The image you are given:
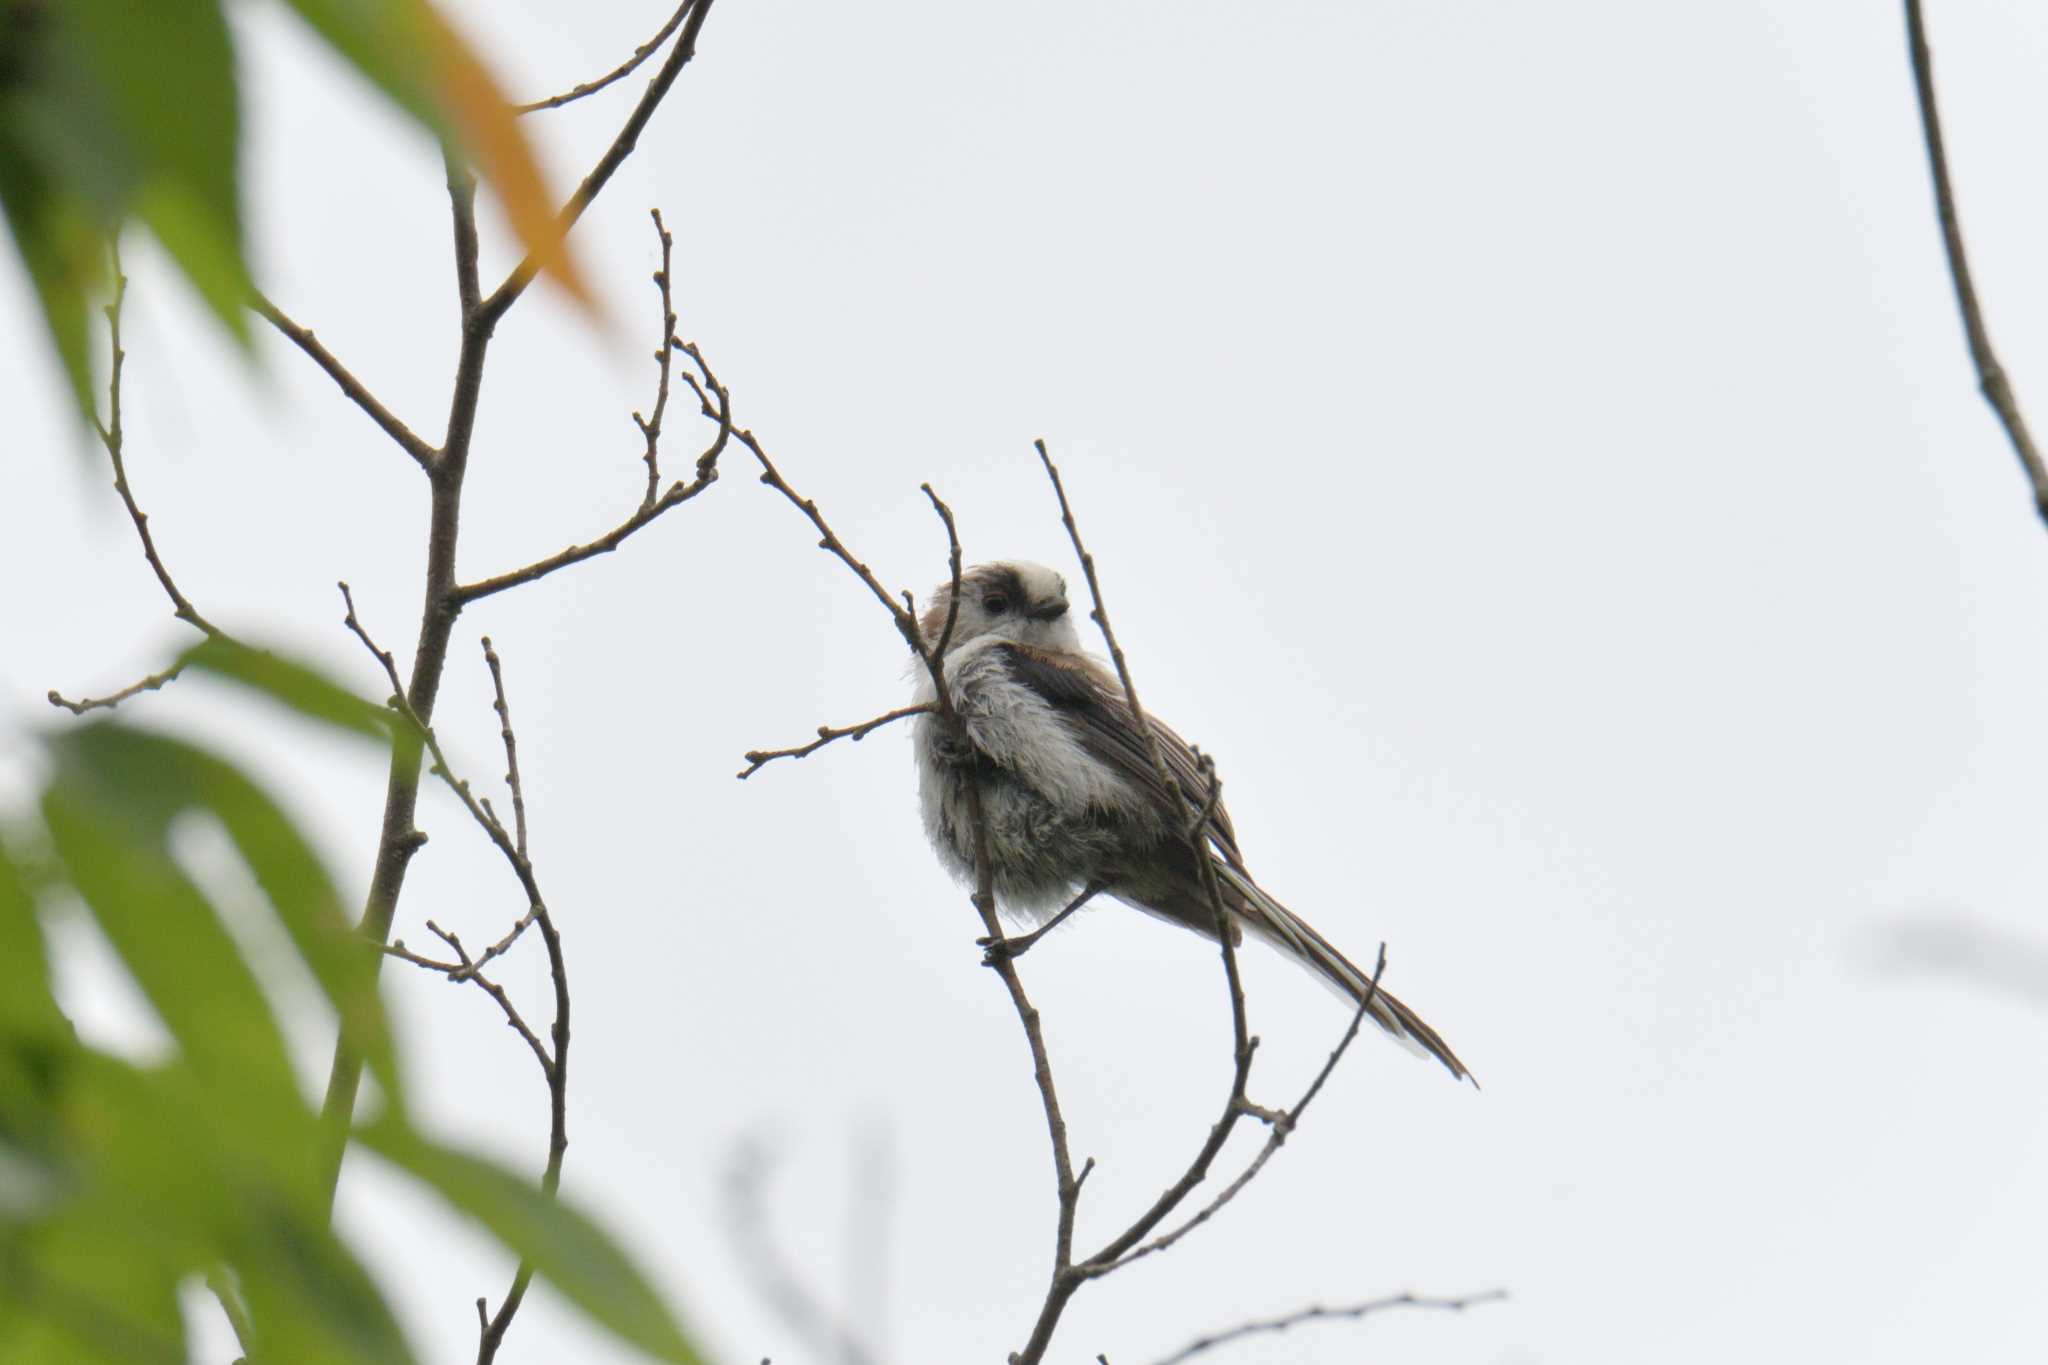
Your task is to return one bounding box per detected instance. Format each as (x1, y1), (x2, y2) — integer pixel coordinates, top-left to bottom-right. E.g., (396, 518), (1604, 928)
(482, 638), (528, 857)
(743, 452), (1082, 1365)
(515, 2), (696, 114)
(251, 293), (438, 470)
(51, 250), (227, 715)
(637, 209), (680, 509)
(1009, 445), (1266, 1365)
(452, 325), (727, 604)
(738, 704), (932, 779)
(47, 665), (186, 716)
(1904, 0), (2048, 525)
(473, 641), (573, 1365)
(385, 926), (553, 1075)
(1091, 948), (1386, 1277)
(481, 0), (718, 325)
(343, 601), (572, 1363)
(739, 429), (929, 656)
(1147, 1289), (1508, 1365)
(310, 4), (715, 1220)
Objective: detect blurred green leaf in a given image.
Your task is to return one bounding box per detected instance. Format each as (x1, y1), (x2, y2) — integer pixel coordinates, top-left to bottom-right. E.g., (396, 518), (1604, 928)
(40, 721), (402, 1110)
(362, 1120), (709, 1364)
(0, 838), (66, 1046)
(41, 737), (301, 1106)
(66, 0), (251, 347)
(231, 1203), (417, 1365)
(0, 1051), (418, 1365)
(0, 122), (105, 423)
(0, 0), (252, 427)
(180, 636), (395, 743)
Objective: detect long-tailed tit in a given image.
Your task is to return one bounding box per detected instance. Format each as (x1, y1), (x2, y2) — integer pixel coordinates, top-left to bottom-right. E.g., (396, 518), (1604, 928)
(912, 560), (1468, 1081)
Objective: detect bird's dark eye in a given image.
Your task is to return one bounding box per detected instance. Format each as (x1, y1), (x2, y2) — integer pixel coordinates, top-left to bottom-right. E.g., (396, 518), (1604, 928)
(982, 593), (1009, 615)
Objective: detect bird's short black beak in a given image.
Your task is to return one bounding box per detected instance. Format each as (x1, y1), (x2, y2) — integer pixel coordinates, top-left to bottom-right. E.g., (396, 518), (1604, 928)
(1029, 599), (1070, 623)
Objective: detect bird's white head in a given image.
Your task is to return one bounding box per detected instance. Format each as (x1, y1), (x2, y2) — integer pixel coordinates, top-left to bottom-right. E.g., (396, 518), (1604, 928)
(920, 560), (1080, 655)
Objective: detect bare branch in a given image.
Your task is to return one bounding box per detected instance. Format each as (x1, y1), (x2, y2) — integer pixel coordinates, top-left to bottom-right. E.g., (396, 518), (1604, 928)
(1904, 0), (2048, 525)
(48, 665), (186, 716)
(1090, 948), (1387, 1277)
(303, 0), (720, 1252)
(739, 427), (928, 656)
(52, 251), (227, 715)
(386, 925), (553, 1076)
(1148, 1289), (1508, 1365)
(738, 704), (933, 779)
(744, 452), (1088, 1365)
(515, 3), (695, 114)
(453, 244), (727, 606)
(482, 638), (529, 857)
(481, 0), (719, 324)
(472, 640), (573, 1365)
(637, 209), (680, 508)
(252, 293), (438, 471)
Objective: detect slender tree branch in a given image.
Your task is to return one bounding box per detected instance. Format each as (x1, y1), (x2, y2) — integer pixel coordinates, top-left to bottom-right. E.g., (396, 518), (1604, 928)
(51, 250), (227, 714)
(482, 638), (528, 857)
(637, 209), (681, 508)
(1904, 0), (2048, 525)
(1148, 1289), (1508, 1365)
(452, 246), (728, 606)
(481, 0), (718, 325)
(251, 292), (438, 471)
(338, 599), (572, 1362)
(473, 640), (572, 1365)
(1089, 950), (1385, 1278)
(515, 2), (695, 114)
(385, 924), (552, 1075)
(47, 665), (186, 716)
(737, 704), (933, 778)
(310, 9), (714, 1213)
(743, 448), (1084, 1365)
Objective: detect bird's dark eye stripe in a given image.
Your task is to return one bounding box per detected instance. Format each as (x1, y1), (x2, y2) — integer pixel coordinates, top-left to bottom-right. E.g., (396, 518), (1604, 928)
(982, 593), (1009, 614)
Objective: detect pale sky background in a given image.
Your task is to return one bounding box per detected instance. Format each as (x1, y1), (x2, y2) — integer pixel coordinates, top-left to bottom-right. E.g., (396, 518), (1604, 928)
(8, 1), (2048, 1361)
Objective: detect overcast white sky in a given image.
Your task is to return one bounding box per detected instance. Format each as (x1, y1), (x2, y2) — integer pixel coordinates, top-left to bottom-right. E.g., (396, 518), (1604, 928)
(9, 1), (2048, 1361)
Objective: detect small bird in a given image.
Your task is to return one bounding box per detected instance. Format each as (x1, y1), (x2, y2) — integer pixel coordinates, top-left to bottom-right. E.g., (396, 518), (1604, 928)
(911, 560), (1468, 1082)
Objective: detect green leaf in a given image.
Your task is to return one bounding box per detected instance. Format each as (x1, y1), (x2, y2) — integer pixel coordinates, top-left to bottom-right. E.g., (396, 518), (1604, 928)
(230, 1203), (417, 1365)
(0, 128), (105, 423)
(0, 837), (66, 1046)
(179, 637), (395, 743)
(64, 0), (249, 348)
(40, 722), (402, 1111)
(0, 1054), (417, 1365)
(40, 740), (301, 1105)
(361, 1121), (708, 1364)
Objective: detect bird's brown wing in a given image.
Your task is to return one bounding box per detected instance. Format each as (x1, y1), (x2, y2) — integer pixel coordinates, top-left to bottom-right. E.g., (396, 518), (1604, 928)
(997, 643), (1244, 867)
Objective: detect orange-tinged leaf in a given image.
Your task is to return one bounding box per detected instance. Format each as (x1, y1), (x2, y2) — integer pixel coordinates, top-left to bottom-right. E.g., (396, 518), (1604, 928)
(277, 0), (595, 314)
(419, 4), (594, 310)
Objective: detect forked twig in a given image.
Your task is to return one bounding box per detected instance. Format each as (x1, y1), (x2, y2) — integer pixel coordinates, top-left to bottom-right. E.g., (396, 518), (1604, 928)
(453, 214), (727, 605)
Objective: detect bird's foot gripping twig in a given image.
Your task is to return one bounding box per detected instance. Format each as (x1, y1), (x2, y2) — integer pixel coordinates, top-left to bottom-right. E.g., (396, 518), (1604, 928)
(978, 884), (1103, 965)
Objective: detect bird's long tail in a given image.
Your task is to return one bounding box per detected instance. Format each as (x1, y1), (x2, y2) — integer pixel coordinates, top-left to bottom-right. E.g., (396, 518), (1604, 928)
(1213, 863), (1471, 1084)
